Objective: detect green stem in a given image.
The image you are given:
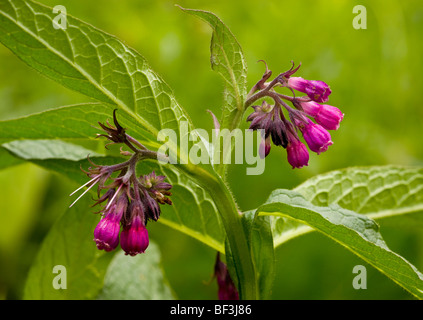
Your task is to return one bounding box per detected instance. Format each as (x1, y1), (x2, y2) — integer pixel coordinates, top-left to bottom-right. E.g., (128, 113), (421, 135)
(184, 165), (257, 299)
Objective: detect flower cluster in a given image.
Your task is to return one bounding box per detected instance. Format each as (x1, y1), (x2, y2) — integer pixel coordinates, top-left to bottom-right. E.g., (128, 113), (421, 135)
(90, 169), (172, 256)
(246, 62), (344, 168)
(70, 111), (172, 256)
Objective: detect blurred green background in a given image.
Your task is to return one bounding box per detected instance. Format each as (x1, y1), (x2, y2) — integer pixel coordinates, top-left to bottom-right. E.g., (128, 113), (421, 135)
(1, 0), (423, 299)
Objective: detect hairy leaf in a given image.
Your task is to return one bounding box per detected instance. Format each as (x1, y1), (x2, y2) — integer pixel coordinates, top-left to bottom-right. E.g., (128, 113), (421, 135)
(23, 196), (113, 299)
(179, 7), (248, 131)
(3, 139), (103, 161)
(296, 166), (423, 218)
(259, 189), (423, 299)
(0, 103), (158, 148)
(0, 0), (188, 136)
(97, 243), (175, 300)
(271, 166), (423, 247)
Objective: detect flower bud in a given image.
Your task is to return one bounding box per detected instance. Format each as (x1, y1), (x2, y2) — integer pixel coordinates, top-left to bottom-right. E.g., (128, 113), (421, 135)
(120, 215), (149, 256)
(286, 139), (309, 169)
(259, 136), (272, 159)
(93, 207), (121, 252)
(300, 101), (344, 130)
(300, 120), (333, 154)
(142, 190), (161, 221)
(288, 77), (331, 103)
(269, 118), (288, 148)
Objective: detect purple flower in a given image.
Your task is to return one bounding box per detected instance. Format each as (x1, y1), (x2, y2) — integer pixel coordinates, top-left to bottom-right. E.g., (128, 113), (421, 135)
(259, 136), (272, 159)
(93, 193), (128, 252)
(286, 138), (309, 169)
(288, 77), (332, 103)
(93, 208), (121, 252)
(299, 119), (333, 154)
(300, 101), (344, 130)
(120, 214), (149, 256)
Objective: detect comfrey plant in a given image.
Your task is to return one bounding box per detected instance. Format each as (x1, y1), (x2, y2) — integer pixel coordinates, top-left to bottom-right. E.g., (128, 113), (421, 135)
(1, 0), (422, 300)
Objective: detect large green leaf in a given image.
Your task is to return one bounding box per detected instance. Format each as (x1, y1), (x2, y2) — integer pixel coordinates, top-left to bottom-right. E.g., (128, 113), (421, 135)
(258, 189), (423, 299)
(3, 139), (103, 161)
(0, 103), (157, 148)
(271, 166), (423, 247)
(296, 166), (423, 218)
(180, 7), (248, 131)
(180, 7), (248, 177)
(23, 196), (113, 299)
(97, 243), (175, 300)
(0, 0), (190, 139)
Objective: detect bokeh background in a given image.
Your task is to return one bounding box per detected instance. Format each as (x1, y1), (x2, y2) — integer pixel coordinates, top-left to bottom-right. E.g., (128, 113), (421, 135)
(1, 0), (422, 299)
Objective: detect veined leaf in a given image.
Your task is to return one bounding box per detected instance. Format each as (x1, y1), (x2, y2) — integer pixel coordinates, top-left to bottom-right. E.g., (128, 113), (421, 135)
(0, 103), (158, 149)
(23, 196), (113, 299)
(271, 166), (423, 247)
(97, 243), (175, 300)
(179, 7), (248, 178)
(179, 7), (248, 132)
(296, 165), (423, 218)
(3, 139), (103, 161)
(0, 0), (183, 133)
(0, 0), (201, 167)
(258, 189), (423, 299)
(179, 6), (247, 173)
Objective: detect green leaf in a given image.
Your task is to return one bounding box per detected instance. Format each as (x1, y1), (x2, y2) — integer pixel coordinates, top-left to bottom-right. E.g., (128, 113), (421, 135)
(0, 147), (24, 170)
(241, 211), (275, 300)
(258, 189), (423, 299)
(296, 165), (423, 218)
(179, 7), (248, 131)
(271, 166), (423, 247)
(0, 103), (157, 149)
(3, 139), (103, 161)
(97, 242), (175, 300)
(179, 7), (248, 177)
(23, 196), (113, 299)
(0, 0), (187, 137)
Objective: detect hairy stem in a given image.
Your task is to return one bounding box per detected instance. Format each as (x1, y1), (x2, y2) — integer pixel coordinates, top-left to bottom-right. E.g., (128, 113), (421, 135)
(183, 164), (257, 299)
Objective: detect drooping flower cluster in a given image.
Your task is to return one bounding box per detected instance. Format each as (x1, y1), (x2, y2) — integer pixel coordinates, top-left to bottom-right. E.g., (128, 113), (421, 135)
(90, 169), (172, 256)
(70, 110), (172, 256)
(246, 62), (344, 168)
